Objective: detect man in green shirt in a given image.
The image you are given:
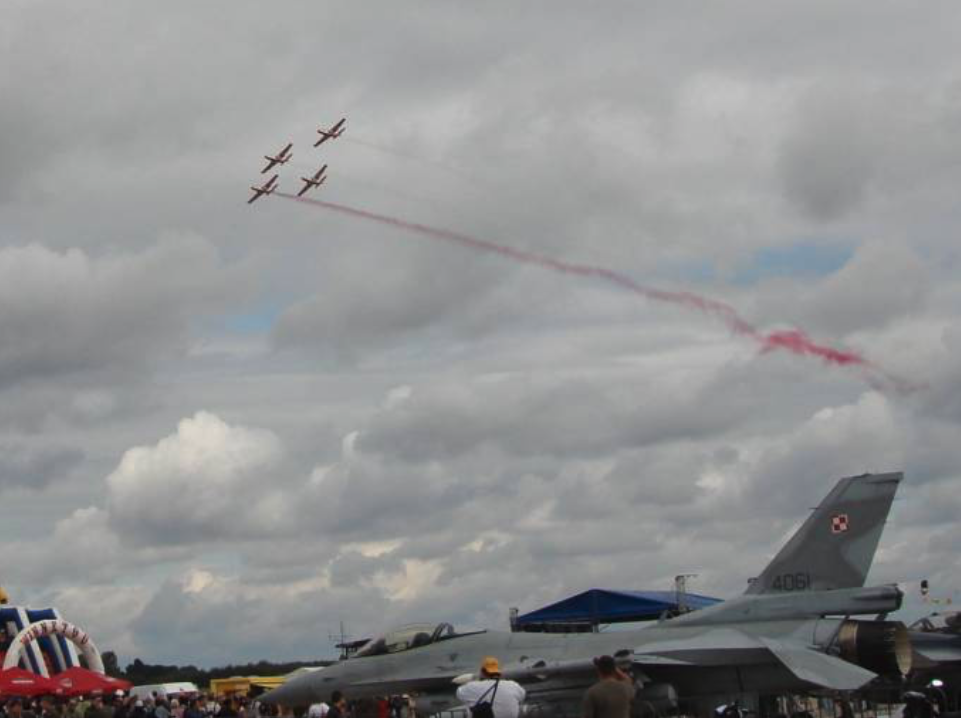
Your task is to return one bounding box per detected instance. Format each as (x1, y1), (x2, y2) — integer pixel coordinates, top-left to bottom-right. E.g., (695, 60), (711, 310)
(583, 655), (634, 718)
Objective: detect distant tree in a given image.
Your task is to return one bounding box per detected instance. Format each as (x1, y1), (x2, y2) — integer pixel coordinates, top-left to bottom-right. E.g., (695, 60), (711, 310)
(102, 651), (122, 678)
(116, 655), (333, 687)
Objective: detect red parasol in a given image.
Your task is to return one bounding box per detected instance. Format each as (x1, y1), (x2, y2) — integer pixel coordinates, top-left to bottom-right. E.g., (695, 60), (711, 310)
(0, 666), (57, 697)
(50, 667), (132, 697)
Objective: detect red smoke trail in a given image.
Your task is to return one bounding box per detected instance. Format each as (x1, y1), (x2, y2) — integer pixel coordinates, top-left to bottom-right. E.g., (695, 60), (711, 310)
(276, 192), (912, 389)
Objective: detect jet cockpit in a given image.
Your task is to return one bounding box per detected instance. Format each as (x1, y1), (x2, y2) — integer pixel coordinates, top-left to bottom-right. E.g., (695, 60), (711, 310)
(353, 622), (483, 658)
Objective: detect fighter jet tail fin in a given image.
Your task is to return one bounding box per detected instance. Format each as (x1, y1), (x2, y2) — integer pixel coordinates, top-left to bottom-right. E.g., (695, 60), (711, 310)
(745, 472), (902, 595)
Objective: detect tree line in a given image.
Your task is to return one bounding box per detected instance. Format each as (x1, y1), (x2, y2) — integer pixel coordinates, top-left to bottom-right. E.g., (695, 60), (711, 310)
(102, 652), (334, 687)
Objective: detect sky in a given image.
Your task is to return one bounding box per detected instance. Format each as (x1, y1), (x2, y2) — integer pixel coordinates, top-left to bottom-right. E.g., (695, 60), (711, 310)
(2, 1), (961, 667)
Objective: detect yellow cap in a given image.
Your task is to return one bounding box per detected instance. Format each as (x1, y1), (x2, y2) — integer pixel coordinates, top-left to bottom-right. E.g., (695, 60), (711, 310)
(481, 656), (501, 676)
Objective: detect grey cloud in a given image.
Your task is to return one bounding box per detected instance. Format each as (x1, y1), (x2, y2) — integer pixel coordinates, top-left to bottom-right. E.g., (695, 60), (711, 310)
(0, 237), (239, 389)
(271, 239), (501, 363)
(754, 241), (930, 337)
(778, 90), (879, 221)
(127, 577), (395, 665)
(0, 440), (82, 490)
(359, 372), (754, 463)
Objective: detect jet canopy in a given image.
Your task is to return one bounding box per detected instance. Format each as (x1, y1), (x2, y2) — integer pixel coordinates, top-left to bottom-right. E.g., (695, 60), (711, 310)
(353, 622), (480, 658)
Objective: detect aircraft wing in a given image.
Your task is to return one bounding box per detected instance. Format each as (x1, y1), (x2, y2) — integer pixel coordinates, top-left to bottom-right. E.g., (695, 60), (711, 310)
(757, 637), (877, 690)
(491, 629), (877, 692)
(623, 629), (876, 691)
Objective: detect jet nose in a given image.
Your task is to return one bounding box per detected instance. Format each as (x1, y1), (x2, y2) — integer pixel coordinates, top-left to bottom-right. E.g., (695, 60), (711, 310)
(260, 675), (314, 706)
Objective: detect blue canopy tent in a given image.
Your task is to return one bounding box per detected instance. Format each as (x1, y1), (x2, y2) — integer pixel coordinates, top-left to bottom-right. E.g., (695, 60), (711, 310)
(512, 589), (721, 632)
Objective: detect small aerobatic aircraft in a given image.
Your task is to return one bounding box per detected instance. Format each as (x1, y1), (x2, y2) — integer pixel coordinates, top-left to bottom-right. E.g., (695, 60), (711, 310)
(247, 174), (279, 204)
(261, 142), (293, 173)
(313, 118), (346, 147)
(297, 164), (328, 197)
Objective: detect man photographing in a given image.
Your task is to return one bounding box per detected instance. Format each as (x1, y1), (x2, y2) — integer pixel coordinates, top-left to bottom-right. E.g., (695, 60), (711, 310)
(455, 657), (526, 718)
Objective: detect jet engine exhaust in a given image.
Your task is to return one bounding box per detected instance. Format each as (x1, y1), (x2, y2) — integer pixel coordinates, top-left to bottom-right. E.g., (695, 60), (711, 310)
(276, 192), (914, 391)
(837, 619), (913, 676)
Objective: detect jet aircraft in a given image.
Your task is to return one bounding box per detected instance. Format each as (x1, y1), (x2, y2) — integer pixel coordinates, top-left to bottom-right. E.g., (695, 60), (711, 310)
(262, 473), (907, 715)
(297, 165), (328, 197)
(247, 174), (279, 204)
(314, 118), (346, 147)
(262, 142), (293, 173)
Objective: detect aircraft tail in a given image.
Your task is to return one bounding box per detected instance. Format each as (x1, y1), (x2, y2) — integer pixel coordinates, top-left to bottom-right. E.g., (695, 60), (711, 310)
(745, 472), (902, 594)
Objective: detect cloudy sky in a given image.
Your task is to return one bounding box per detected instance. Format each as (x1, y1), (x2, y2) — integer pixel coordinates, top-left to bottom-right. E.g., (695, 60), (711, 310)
(2, 1), (961, 667)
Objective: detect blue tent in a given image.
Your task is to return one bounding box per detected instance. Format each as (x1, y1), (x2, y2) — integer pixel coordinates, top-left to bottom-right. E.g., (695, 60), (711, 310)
(514, 589), (721, 630)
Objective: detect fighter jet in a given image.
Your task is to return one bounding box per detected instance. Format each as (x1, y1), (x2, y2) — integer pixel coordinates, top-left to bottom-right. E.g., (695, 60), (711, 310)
(261, 473), (908, 715)
(262, 142), (293, 173)
(296, 165), (327, 198)
(314, 118), (345, 147)
(247, 174), (279, 204)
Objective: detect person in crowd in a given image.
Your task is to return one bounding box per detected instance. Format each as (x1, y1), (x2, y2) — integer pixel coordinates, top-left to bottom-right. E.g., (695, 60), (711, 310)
(715, 703), (744, 718)
(326, 692), (348, 718)
(200, 698), (217, 718)
(454, 657), (525, 718)
(583, 655), (635, 718)
(387, 696), (403, 718)
(84, 696), (113, 718)
(153, 699), (169, 718)
(181, 698), (202, 718)
(38, 696), (61, 718)
(306, 701), (329, 718)
(7, 698), (37, 718)
(215, 699), (239, 718)
(63, 698), (83, 718)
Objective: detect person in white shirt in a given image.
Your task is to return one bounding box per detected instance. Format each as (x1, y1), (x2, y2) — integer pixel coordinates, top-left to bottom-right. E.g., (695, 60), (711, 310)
(306, 703), (329, 718)
(455, 656), (526, 718)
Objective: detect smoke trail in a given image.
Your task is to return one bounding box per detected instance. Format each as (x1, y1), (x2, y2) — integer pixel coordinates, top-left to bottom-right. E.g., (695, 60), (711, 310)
(275, 192), (913, 390)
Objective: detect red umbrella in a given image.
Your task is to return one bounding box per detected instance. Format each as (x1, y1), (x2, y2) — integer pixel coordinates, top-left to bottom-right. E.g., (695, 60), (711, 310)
(0, 666), (57, 697)
(50, 667), (132, 697)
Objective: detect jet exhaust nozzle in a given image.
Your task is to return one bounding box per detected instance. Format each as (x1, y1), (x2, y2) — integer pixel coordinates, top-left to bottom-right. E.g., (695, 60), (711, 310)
(837, 619), (912, 676)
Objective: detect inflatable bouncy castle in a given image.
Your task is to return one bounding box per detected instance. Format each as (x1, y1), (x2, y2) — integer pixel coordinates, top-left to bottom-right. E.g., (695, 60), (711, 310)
(0, 588), (104, 678)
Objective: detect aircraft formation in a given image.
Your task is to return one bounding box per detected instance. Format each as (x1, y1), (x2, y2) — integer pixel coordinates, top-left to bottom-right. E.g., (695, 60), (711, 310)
(247, 118), (344, 204)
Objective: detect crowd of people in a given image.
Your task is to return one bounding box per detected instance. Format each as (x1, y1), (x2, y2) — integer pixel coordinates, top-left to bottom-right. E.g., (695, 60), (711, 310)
(0, 692), (289, 718)
(0, 654), (633, 718)
(308, 653), (632, 718)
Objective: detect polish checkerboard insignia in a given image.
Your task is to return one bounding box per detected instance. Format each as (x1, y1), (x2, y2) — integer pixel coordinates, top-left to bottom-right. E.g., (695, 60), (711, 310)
(831, 513), (850, 534)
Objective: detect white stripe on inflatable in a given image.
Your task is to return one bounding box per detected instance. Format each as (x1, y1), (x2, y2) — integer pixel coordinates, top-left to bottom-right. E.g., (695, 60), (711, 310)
(51, 609), (81, 669)
(3, 619), (104, 674)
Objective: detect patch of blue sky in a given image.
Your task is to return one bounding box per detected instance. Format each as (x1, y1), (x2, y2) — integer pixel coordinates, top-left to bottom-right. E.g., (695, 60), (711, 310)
(216, 299), (290, 335)
(733, 242), (853, 285)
